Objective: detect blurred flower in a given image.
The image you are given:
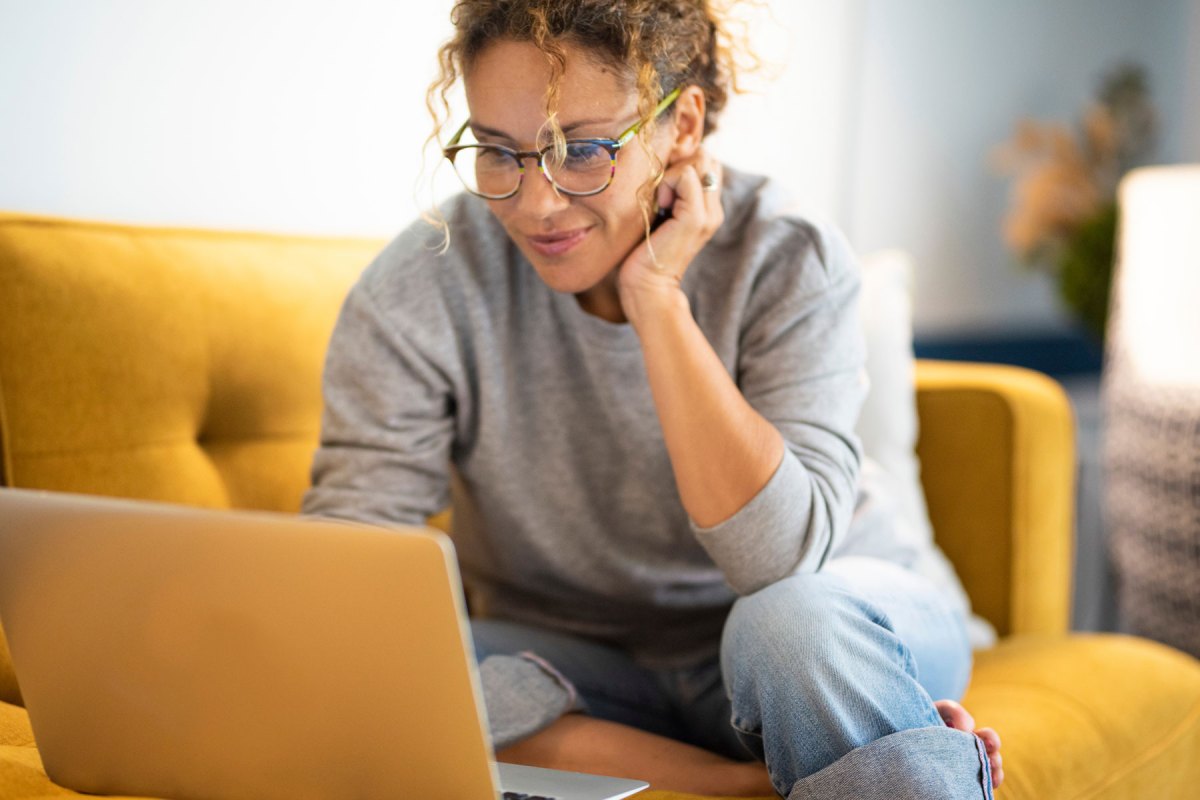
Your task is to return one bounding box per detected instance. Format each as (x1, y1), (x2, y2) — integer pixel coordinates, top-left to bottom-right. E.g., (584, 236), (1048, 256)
(991, 63), (1157, 340)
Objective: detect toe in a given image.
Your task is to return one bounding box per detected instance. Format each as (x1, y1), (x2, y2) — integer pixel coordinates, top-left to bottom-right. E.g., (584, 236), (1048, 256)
(934, 699), (975, 731)
(976, 727), (1002, 753)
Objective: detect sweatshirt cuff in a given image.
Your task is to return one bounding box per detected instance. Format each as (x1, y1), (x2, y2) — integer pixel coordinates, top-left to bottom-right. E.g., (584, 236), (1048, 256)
(690, 448), (827, 595)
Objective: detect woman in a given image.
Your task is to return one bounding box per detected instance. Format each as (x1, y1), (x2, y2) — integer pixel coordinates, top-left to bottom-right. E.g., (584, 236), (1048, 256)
(303, 1), (1002, 796)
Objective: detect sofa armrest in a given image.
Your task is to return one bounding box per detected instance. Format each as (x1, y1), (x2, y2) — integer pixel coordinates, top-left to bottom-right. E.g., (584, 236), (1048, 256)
(915, 360), (1075, 638)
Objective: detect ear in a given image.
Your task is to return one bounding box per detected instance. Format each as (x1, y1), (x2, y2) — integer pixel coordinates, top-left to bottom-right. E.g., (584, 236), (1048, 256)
(665, 85), (707, 161)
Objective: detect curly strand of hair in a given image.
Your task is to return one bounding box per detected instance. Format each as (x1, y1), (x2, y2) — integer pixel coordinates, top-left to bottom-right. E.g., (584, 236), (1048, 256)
(633, 59), (667, 265)
(710, 0), (766, 98)
(528, 5), (570, 181)
(419, 45), (460, 251)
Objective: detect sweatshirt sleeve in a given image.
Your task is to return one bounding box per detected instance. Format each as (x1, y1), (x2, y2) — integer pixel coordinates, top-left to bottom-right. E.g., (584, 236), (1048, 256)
(300, 271), (457, 528)
(690, 222), (867, 595)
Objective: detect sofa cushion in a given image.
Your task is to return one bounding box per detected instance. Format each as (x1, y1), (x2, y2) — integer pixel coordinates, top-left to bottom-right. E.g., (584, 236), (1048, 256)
(960, 633), (1200, 799)
(1, 702), (152, 799)
(3, 633), (1197, 800)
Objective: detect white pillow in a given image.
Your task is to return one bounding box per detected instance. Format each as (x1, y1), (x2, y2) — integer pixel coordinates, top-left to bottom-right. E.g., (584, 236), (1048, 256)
(856, 250), (926, 537)
(856, 249), (997, 650)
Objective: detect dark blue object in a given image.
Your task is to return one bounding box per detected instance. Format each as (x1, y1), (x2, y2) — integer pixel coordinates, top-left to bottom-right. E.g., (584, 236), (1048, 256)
(913, 329), (1104, 378)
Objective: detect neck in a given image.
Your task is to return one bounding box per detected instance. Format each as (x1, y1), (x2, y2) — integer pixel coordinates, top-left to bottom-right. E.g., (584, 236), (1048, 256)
(575, 272), (627, 323)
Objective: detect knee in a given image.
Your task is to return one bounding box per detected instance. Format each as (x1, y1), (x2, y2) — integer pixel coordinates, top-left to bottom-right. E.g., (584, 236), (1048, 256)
(721, 570), (896, 675)
(724, 571), (863, 643)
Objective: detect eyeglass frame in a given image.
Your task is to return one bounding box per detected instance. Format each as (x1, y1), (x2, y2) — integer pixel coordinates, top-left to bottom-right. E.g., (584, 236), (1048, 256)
(442, 86), (683, 200)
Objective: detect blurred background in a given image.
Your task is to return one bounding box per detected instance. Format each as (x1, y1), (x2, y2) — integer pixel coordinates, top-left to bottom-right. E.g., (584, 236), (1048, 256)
(2, 0), (1198, 636)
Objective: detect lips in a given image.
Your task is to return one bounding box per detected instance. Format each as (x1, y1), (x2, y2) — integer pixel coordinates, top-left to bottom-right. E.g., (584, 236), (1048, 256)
(527, 227), (590, 257)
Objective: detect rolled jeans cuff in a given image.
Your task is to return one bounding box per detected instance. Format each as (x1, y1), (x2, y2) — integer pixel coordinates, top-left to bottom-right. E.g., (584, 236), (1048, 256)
(477, 651), (582, 751)
(786, 727), (993, 800)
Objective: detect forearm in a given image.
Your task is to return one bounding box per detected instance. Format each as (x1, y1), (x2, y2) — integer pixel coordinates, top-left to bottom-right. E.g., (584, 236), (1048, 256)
(627, 287), (784, 529)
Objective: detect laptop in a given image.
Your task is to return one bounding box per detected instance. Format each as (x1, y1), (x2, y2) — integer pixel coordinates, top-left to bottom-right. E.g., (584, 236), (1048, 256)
(0, 487), (649, 800)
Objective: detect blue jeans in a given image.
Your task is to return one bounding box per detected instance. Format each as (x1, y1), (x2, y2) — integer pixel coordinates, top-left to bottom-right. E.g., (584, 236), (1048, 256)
(472, 556), (992, 799)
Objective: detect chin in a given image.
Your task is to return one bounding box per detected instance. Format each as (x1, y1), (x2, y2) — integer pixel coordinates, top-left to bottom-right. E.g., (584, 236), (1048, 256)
(522, 246), (615, 296)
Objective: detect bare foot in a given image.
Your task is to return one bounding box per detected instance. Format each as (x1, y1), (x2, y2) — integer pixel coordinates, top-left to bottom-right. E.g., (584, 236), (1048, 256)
(934, 699), (1003, 789)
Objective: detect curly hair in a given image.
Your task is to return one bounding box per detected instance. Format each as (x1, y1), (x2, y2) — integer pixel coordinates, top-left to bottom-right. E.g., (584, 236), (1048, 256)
(422, 0), (757, 246)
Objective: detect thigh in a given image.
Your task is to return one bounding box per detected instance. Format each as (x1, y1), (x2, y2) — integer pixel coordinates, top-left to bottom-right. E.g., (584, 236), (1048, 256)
(469, 617), (686, 740)
(820, 556), (973, 701)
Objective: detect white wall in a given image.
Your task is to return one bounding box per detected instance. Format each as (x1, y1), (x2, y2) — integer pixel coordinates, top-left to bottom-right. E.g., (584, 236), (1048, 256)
(846, 0), (1196, 334)
(0, 0), (857, 238)
(0, 1), (455, 237)
(1, 0), (1195, 334)
(704, 1), (863, 224)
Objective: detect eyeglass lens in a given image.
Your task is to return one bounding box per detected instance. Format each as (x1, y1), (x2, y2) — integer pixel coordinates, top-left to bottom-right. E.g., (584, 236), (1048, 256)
(449, 142), (614, 198)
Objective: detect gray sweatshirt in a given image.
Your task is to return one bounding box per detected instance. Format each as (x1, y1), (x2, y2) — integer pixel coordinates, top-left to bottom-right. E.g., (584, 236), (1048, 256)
(303, 166), (967, 668)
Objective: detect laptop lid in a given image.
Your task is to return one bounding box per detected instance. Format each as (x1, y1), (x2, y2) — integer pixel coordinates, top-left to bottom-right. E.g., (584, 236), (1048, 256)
(0, 487), (499, 800)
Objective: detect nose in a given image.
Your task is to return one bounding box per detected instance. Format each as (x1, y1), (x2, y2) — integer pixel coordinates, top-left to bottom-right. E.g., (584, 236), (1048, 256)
(511, 156), (572, 218)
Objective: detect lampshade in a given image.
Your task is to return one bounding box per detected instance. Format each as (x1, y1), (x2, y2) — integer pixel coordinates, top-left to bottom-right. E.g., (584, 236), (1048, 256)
(1103, 164), (1200, 657)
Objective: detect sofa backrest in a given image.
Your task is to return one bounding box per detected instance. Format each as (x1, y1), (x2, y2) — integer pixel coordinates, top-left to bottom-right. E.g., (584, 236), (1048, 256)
(0, 212), (383, 509)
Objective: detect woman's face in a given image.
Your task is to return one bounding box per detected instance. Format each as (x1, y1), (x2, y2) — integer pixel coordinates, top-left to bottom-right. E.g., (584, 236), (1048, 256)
(462, 39), (678, 304)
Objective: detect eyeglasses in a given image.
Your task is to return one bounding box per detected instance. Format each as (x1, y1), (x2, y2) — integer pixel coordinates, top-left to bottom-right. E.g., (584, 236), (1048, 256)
(442, 87), (682, 200)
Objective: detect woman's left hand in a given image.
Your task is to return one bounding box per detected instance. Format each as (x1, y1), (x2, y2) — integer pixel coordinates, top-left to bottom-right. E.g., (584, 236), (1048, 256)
(616, 149), (724, 319)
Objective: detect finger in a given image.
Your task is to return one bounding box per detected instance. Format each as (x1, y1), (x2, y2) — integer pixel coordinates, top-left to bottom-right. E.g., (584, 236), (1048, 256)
(654, 152), (703, 211)
(655, 175), (676, 213)
(665, 164), (708, 227)
(655, 149), (721, 219)
(674, 155), (722, 232)
(699, 158), (724, 219)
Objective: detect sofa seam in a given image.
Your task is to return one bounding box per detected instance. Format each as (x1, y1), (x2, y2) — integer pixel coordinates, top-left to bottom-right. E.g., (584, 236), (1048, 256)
(11, 432), (317, 459)
(0, 213), (385, 249)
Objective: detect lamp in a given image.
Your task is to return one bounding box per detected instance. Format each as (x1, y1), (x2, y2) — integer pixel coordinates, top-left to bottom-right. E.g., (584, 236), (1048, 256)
(1103, 164), (1200, 657)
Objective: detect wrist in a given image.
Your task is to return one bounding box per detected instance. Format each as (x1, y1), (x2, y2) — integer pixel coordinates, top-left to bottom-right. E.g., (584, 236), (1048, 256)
(621, 284), (691, 332)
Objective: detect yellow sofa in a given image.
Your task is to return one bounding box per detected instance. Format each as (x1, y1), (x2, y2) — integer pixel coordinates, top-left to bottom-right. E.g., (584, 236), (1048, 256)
(1, 211), (1198, 800)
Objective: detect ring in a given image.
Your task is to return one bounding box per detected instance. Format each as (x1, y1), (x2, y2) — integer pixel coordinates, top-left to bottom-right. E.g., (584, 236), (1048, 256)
(700, 171), (718, 192)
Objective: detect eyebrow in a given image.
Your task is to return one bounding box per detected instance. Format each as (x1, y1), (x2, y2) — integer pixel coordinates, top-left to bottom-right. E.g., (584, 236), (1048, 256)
(469, 117), (620, 142)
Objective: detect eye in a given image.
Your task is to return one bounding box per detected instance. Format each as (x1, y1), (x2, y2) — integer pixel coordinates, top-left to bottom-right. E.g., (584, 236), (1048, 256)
(475, 147), (513, 170)
(562, 142), (610, 170)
